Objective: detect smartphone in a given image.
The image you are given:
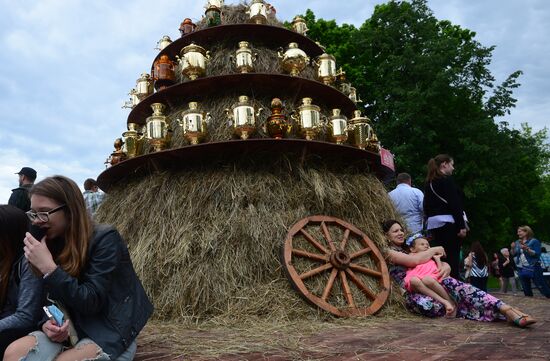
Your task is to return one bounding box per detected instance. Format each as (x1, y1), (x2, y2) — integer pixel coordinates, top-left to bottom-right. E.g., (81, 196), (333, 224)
(29, 225), (47, 241)
(43, 305), (64, 326)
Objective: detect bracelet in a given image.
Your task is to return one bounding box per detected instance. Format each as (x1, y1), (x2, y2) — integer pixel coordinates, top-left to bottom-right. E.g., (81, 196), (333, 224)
(43, 266), (58, 279)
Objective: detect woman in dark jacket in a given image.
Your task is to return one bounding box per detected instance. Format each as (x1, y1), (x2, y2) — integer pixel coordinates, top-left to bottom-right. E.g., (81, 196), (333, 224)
(423, 154), (468, 279)
(0, 205), (43, 358)
(4, 176), (153, 361)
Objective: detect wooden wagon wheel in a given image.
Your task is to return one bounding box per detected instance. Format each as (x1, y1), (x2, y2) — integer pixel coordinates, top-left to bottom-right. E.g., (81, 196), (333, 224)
(281, 215), (390, 317)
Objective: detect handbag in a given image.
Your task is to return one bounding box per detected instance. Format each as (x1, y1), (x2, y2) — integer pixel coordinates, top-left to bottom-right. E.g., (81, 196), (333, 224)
(430, 182), (470, 231)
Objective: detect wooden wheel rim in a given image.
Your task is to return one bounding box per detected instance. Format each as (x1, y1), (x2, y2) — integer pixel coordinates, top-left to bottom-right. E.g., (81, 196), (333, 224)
(281, 215), (390, 317)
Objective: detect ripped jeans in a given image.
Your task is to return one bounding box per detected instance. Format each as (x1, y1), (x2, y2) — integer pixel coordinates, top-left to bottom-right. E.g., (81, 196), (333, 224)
(21, 331), (137, 361)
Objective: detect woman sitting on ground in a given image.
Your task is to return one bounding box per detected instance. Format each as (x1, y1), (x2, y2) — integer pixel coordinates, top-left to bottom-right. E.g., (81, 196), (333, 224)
(0, 205), (43, 359)
(4, 176), (154, 361)
(383, 219), (536, 327)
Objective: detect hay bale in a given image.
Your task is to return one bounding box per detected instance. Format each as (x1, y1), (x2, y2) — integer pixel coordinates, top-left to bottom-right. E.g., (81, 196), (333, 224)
(97, 155), (403, 323)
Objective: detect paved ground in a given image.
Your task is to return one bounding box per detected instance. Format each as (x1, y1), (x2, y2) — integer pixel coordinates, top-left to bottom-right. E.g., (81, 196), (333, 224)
(134, 292), (549, 360)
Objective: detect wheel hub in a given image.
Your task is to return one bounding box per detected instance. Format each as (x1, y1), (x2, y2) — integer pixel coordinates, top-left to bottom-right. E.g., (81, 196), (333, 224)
(329, 249), (351, 270)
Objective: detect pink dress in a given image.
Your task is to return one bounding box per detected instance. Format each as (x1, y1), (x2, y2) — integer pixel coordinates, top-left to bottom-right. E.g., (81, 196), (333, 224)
(404, 259), (442, 292)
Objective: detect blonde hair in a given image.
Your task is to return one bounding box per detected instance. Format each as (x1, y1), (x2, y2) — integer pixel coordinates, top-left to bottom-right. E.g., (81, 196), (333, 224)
(518, 225), (534, 240)
(30, 176), (93, 277)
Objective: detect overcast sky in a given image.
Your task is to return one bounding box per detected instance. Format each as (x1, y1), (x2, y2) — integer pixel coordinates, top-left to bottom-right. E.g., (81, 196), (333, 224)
(1, 0), (548, 202)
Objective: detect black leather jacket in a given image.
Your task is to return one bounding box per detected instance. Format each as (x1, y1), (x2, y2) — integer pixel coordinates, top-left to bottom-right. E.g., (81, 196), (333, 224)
(44, 224), (153, 359)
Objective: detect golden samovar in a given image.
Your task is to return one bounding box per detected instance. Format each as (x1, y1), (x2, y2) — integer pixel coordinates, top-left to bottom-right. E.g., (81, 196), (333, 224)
(145, 103), (171, 152)
(232, 41), (257, 73)
(247, 0), (268, 24)
(122, 123), (145, 158)
(177, 43), (210, 80)
(291, 16), (308, 36)
(348, 110), (373, 150)
(226, 95), (263, 140)
(327, 109), (348, 144)
(278, 43), (309, 76)
(178, 102), (209, 145)
(314, 53), (337, 85)
(292, 97), (322, 140)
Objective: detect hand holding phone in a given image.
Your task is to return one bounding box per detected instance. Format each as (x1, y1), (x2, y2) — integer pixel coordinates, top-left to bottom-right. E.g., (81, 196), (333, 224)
(29, 225), (47, 241)
(43, 305), (64, 326)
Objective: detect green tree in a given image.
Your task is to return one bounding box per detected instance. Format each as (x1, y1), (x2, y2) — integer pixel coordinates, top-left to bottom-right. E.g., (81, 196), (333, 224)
(296, 0), (550, 247)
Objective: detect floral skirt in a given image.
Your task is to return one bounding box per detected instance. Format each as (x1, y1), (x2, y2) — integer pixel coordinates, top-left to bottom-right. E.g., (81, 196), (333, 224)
(404, 277), (505, 321)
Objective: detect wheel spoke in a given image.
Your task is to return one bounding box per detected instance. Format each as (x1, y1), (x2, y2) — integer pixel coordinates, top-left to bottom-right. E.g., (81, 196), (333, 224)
(346, 268), (376, 300)
(292, 249), (328, 262)
(321, 221), (337, 251)
(350, 247), (371, 259)
(340, 229), (350, 250)
(321, 268), (338, 301)
(339, 271), (355, 308)
(299, 263), (332, 280)
(299, 228), (329, 254)
(349, 263), (382, 278)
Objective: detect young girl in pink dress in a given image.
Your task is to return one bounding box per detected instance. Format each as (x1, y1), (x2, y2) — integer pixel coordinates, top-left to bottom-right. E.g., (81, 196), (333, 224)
(404, 233), (456, 316)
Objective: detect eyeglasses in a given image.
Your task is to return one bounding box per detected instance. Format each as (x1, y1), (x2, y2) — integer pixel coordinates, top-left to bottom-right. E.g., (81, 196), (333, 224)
(26, 204), (66, 222)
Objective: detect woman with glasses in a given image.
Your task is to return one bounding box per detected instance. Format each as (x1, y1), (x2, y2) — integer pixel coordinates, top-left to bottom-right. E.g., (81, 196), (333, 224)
(0, 205), (43, 359)
(4, 176), (153, 361)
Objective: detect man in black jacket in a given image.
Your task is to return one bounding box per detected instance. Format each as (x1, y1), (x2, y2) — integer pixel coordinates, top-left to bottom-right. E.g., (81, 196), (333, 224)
(8, 167), (37, 211)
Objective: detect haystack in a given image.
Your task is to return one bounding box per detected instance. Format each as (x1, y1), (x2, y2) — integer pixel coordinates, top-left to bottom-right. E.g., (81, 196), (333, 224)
(97, 3), (401, 325)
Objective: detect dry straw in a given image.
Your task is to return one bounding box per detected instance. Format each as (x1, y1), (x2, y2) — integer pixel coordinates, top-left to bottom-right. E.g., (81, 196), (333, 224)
(102, 3), (405, 338)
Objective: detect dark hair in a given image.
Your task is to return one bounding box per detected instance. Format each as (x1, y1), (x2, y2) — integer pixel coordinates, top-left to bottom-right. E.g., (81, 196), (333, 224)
(30, 176), (93, 277)
(0, 205), (29, 307)
(83, 178), (98, 191)
(396, 173), (411, 184)
(469, 241), (488, 268)
(426, 154), (453, 182)
(381, 219), (402, 233)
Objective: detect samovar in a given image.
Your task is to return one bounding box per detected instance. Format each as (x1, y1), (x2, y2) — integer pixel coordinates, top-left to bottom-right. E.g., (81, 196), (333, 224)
(314, 53), (337, 85)
(336, 67), (351, 95)
(122, 88), (140, 109)
(291, 16), (308, 36)
(292, 97), (322, 140)
(179, 18), (196, 37)
(152, 55), (176, 91)
(204, 0), (223, 27)
(348, 110), (373, 150)
(122, 123), (145, 158)
(178, 43), (210, 80)
(145, 103), (171, 152)
(155, 35), (172, 51)
(266, 98), (291, 139)
(349, 87), (362, 103)
(278, 43), (309, 76)
(327, 109), (348, 144)
(226, 95), (263, 140)
(105, 138), (127, 167)
(135, 73), (153, 100)
(231, 41), (257, 73)
(177, 102), (210, 144)
(247, 0), (268, 24)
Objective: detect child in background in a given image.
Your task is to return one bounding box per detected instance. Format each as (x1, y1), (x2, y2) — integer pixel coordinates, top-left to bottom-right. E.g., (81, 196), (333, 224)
(404, 233), (456, 317)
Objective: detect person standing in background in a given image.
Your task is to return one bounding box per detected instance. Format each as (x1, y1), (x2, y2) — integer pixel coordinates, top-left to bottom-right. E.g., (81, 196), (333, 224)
(464, 241), (489, 291)
(388, 173), (424, 233)
(499, 248), (517, 294)
(540, 247), (550, 271)
(423, 154), (468, 279)
(82, 178), (104, 217)
(511, 225), (550, 298)
(8, 167), (37, 212)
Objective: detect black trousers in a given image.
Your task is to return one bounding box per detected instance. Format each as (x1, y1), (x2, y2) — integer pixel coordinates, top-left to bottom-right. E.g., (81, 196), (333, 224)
(0, 328), (32, 359)
(469, 276), (488, 291)
(430, 223), (462, 279)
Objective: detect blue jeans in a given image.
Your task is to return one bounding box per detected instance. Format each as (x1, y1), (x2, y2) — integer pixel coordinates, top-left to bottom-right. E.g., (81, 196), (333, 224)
(22, 331), (137, 361)
(518, 263), (550, 297)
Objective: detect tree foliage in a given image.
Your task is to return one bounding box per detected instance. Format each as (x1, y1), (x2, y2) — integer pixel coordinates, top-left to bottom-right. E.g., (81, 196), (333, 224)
(297, 0), (550, 249)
